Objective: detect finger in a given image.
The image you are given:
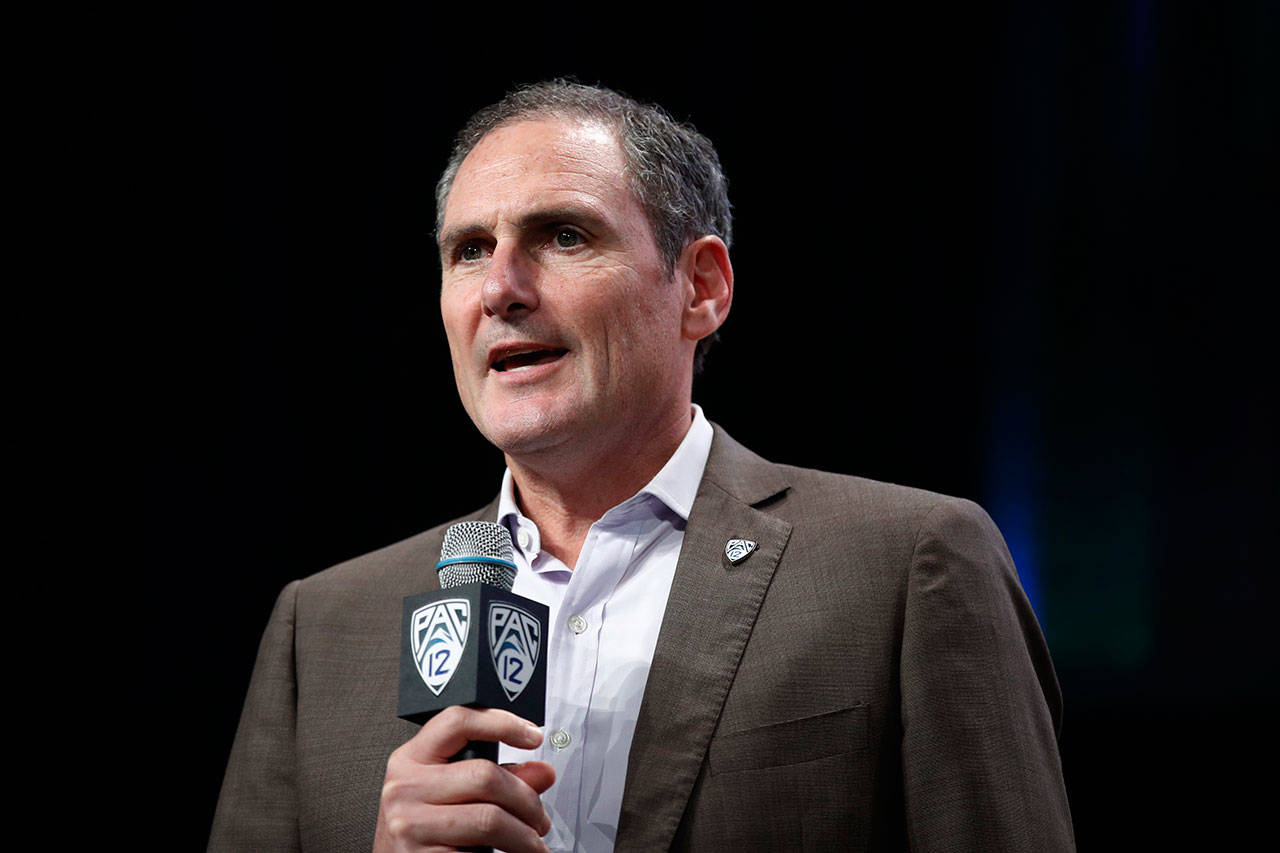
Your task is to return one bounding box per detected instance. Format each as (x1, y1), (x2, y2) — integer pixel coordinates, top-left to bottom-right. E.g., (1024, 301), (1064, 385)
(505, 761), (556, 797)
(401, 706), (543, 765)
(384, 759), (550, 836)
(399, 802), (551, 853)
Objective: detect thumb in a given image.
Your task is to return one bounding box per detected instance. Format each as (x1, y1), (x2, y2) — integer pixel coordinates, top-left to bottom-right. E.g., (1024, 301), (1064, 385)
(505, 760), (556, 795)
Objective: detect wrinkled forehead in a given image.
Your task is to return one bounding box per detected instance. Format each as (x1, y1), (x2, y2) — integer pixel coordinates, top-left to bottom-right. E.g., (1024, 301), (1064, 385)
(441, 118), (638, 230)
(472, 115), (620, 165)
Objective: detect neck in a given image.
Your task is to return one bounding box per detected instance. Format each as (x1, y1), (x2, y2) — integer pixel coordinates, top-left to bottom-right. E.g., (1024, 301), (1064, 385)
(506, 405), (693, 569)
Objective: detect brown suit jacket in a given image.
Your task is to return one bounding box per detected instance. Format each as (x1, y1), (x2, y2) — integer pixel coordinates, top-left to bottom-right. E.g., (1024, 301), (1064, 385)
(210, 426), (1074, 851)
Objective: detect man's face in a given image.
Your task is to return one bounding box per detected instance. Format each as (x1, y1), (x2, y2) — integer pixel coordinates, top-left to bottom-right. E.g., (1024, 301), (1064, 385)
(439, 118), (693, 460)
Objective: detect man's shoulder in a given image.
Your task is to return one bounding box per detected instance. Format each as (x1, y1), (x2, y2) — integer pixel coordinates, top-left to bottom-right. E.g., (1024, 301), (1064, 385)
(707, 424), (984, 532)
(748, 457), (1014, 601)
(769, 461), (1002, 555)
(779, 462), (973, 518)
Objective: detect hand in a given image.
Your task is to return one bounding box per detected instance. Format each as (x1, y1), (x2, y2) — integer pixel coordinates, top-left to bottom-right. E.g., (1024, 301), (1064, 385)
(374, 706), (556, 852)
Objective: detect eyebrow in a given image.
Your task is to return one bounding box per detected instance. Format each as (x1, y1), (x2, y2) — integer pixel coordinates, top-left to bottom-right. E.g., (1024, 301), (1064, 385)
(438, 205), (613, 255)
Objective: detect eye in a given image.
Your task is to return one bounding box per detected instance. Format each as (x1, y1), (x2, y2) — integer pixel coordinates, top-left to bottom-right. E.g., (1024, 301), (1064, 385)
(457, 240), (486, 262)
(553, 228), (585, 249)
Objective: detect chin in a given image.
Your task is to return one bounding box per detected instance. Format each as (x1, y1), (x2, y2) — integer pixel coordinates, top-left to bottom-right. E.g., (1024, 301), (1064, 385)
(477, 404), (579, 457)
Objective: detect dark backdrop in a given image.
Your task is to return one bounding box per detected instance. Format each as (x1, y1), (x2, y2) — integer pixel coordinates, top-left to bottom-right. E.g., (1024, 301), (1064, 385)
(118, 2), (1275, 848)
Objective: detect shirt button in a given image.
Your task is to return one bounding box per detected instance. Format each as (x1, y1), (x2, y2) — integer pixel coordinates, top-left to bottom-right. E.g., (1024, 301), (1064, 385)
(567, 615), (588, 634)
(550, 729), (571, 749)
(516, 528), (533, 552)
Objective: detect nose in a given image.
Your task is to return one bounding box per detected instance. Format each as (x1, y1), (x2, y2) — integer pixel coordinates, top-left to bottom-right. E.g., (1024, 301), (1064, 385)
(481, 244), (539, 319)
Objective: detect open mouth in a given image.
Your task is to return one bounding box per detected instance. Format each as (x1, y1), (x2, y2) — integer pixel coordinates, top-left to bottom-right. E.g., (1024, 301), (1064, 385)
(491, 347), (568, 372)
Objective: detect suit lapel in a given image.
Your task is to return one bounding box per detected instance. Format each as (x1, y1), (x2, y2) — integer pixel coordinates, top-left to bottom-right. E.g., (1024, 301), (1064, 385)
(615, 426), (792, 851)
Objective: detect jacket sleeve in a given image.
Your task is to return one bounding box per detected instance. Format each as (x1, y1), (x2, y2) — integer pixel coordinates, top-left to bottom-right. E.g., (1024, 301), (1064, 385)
(899, 498), (1075, 851)
(208, 581), (302, 852)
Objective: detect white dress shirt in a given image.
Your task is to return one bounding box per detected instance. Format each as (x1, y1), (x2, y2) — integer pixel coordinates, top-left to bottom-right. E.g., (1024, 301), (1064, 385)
(495, 405), (714, 853)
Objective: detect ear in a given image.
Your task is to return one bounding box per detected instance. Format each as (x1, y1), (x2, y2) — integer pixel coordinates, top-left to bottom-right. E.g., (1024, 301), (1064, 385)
(677, 235), (733, 344)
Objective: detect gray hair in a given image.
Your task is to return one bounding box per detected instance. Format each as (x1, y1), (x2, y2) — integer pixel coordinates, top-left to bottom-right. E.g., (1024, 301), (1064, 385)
(434, 80), (732, 371)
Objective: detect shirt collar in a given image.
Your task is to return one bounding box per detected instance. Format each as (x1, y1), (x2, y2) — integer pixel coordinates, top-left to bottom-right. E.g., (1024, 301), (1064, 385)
(498, 404), (714, 535)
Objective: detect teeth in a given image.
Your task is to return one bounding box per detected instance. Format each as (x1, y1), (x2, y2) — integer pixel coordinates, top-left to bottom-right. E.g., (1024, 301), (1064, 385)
(497, 352), (542, 371)
(492, 347), (565, 372)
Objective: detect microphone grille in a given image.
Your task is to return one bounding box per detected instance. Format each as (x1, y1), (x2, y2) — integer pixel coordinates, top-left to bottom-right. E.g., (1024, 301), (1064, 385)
(437, 521), (517, 590)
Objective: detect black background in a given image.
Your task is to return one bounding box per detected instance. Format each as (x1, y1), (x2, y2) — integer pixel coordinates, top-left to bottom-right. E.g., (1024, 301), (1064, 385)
(79, 0), (1277, 847)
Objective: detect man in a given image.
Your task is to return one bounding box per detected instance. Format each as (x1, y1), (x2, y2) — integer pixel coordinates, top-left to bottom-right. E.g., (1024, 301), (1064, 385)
(211, 81), (1074, 852)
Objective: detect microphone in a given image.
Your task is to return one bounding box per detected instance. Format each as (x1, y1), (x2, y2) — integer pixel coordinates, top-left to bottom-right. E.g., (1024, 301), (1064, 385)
(396, 525), (549, 853)
(436, 520), (519, 590)
(397, 521), (549, 753)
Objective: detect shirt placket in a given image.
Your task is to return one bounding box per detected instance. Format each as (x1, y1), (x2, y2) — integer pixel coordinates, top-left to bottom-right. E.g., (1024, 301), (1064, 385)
(546, 515), (635, 851)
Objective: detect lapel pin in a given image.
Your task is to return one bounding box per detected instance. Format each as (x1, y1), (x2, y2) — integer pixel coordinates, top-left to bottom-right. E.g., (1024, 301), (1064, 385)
(725, 538), (758, 565)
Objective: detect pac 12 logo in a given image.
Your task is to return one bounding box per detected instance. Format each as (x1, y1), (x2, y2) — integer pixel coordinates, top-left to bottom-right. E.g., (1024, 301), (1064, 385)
(488, 603), (541, 701)
(410, 598), (470, 696)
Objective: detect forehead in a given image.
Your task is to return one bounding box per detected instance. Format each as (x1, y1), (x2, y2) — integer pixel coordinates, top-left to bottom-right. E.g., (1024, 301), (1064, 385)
(442, 118), (641, 231)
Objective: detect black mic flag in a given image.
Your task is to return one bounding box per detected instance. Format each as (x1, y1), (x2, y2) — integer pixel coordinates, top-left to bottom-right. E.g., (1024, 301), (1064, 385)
(397, 521), (548, 738)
